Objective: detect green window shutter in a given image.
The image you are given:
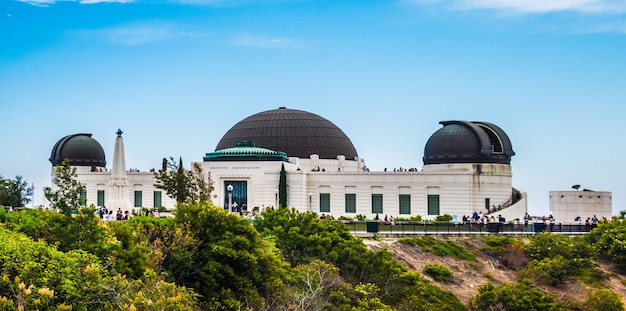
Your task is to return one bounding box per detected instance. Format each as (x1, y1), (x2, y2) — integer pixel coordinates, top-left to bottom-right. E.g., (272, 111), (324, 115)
(134, 191), (142, 208)
(345, 194), (356, 213)
(371, 194), (383, 214)
(428, 195), (440, 215)
(153, 191), (162, 208)
(97, 190), (105, 206)
(80, 190), (87, 207)
(320, 193), (330, 213)
(399, 194), (411, 215)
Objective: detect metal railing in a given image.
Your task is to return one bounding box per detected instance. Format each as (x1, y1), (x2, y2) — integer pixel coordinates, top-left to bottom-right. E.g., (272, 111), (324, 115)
(342, 221), (596, 235)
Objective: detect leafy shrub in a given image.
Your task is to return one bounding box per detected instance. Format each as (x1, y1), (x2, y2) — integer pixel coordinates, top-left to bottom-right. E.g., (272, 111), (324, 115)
(0, 227), (199, 310)
(585, 218), (626, 271)
(583, 289), (625, 311)
(435, 214), (453, 222)
(398, 237), (476, 261)
(523, 232), (595, 285)
(468, 279), (566, 311)
(256, 207), (466, 311)
(518, 255), (570, 286)
(356, 214), (367, 221)
(423, 264), (453, 283)
(480, 235), (517, 255)
(409, 215), (423, 221)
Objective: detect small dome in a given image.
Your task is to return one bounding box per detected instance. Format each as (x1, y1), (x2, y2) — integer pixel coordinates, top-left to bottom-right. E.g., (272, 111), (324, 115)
(423, 121), (515, 165)
(50, 133), (106, 167)
(215, 107), (358, 159)
(204, 141), (289, 162)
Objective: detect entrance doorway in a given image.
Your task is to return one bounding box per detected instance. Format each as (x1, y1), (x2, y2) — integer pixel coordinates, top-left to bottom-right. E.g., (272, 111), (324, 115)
(224, 181), (248, 213)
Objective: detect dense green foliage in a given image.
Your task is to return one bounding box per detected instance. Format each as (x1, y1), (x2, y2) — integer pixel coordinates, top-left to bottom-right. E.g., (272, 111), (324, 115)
(582, 289), (624, 311)
(3, 163), (626, 310)
(423, 264), (453, 283)
(468, 279), (566, 311)
(0, 226), (199, 310)
(48, 160), (85, 215)
(586, 217), (626, 271)
(0, 175), (33, 207)
(172, 202), (291, 310)
(255, 207), (467, 310)
(154, 158), (214, 203)
(398, 236), (476, 261)
(520, 232), (597, 285)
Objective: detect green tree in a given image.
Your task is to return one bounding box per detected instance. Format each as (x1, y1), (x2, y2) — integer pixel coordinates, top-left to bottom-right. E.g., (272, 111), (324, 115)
(48, 159), (85, 216)
(169, 202), (292, 309)
(585, 218), (626, 271)
(468, 279), (566, 311)
(0, 226), (199, 310)
(279, 163), (287, 208)
(522, 232), (595, 285)
(154, 157), (213, 204)
(583, 289), (624, 311)
(255, 207), (466, 311)
(0, 175), (33, 207)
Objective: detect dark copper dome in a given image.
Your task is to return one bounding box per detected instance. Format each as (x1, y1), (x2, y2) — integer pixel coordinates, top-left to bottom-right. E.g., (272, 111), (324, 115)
(423, 121), (514, 165)
(49, 133), (106, 167)
(215, 107), (358, 159)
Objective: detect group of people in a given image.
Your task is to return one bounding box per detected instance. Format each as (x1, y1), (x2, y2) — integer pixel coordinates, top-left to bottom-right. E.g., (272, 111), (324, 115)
(97, 207), (130, 222)
(464, 211), (506, 225)
(575, 215), (599, 229)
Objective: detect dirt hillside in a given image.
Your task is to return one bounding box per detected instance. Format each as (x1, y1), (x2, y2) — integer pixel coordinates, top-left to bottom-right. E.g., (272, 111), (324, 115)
(365, 236), (626, 306)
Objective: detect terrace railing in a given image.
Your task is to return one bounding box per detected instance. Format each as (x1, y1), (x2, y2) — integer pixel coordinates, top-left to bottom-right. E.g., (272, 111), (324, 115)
(342, 221), (595, 235)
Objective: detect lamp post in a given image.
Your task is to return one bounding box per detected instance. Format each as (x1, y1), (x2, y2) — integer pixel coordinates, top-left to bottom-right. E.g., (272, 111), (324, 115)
(274, 188), (278, 208)
(227, 184), (233, 212)
(308, 192), (313, 212)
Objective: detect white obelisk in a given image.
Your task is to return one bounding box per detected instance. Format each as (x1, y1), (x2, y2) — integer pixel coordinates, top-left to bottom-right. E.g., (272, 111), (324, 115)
(106, 129), (131, 213)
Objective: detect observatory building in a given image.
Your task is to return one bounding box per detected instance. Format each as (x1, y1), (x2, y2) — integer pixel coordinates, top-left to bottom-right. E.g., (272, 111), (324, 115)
(49, 107), (527, 220)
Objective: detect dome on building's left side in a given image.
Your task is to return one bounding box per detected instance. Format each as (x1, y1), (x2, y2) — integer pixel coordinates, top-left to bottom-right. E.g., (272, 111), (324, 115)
(49, 133), (106, 167)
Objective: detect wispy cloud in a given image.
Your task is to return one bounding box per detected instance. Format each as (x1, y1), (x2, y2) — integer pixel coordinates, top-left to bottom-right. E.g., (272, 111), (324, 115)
(75, 22), (206, 46)
(406, 0), (626, 13)
(233, 34), (305, 49)
(17, 0), (133, 7)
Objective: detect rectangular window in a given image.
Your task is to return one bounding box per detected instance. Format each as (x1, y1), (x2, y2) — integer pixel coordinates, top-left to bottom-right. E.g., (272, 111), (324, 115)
(345, 193), (356, 213)
(371, 194), (383, 214)
(399, 194), (411, 215)
(80, 190), (87, 207)
(320, 193), (330, 213)
(97, 190), (105, 207)
(134, 191), (143, 208)
(153, 191), (162, 208)
(485, 198), (490, 211)
(428, 195), (440, 215)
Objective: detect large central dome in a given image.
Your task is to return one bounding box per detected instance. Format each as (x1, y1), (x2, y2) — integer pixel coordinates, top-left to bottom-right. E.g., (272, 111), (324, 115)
(215, 107), (358, 159)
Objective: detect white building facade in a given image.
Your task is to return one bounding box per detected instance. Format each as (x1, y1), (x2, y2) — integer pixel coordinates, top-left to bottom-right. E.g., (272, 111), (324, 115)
(549, 190), (612, 223)
(48, 107), (527, 221)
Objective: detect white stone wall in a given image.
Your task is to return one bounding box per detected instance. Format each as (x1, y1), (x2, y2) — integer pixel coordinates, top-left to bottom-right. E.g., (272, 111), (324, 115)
(197, 160), (523, 221)
(50, 170), (176, 211)
(549, 191), (612, 223)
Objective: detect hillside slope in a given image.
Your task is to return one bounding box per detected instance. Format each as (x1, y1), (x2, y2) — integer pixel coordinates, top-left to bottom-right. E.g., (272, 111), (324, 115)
(365, 236), (626, 307)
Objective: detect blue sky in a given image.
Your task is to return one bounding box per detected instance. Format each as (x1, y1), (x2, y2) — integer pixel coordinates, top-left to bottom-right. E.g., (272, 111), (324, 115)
(1, 0), (625, 217)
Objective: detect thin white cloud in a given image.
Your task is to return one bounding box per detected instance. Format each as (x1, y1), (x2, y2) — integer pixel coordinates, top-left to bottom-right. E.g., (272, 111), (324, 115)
(233, 34), (304, 49)
(407, 0), (626, 13)
(76, 22), (206, 46)
(79, 0), (134, 4)
(16, 0), (56, 7)
(17, 0), (133, 7)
